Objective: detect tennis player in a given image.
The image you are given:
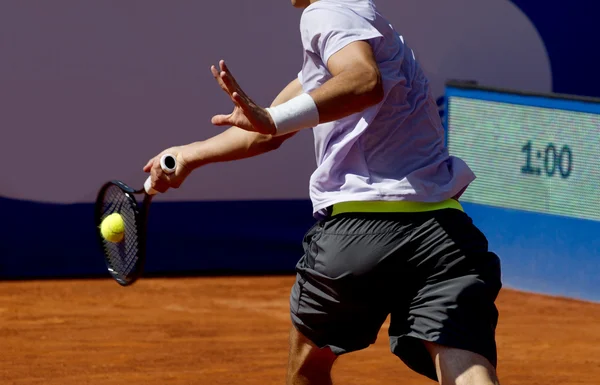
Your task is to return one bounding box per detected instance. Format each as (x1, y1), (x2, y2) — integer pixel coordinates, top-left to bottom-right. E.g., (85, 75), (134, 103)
(144, 1), (502, 384)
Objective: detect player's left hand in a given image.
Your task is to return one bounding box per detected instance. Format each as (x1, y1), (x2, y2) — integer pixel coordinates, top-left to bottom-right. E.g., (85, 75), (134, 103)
(143, 146), (192, 193)
(210, 60), (277, 135)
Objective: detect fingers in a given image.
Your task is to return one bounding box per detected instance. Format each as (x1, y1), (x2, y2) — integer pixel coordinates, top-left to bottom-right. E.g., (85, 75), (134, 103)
(214, 60), (250, 100)
(211, 61), (235, 96)
(210, 59), (264, 132)
(231, 92), (255, 116)
(220, 75), (256, 120)
(219, 60), (242, 94)
(221, 60), (248, 98)
(143, 158), (154, 172)
(146, 156), (175, 193)
(150, 162), (171, 193)
(219, 59), (228, 73)
(144, 147), (191, 194)
(219, 60), (239, 92)
(211, 64), (240, 104)
(211, 65), (229, 95)
(219, 71), (238, 96)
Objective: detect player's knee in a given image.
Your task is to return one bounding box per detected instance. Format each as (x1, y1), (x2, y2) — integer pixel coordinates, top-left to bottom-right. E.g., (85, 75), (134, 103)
(424, 342), (500, 385)
(287, 327), (337, 384)
(288, 326), (337, 368)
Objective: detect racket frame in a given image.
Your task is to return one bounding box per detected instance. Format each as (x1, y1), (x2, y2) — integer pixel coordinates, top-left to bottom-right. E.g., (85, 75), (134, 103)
(94, 180), (153, 286)
(95, 153), (175, 286)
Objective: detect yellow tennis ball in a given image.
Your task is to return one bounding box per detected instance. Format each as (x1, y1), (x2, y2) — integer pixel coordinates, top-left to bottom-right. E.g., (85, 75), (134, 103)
(100, 213), (125, 243)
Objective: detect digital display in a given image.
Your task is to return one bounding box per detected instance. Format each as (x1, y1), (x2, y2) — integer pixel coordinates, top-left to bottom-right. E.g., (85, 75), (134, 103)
(445, 83), (600, 222)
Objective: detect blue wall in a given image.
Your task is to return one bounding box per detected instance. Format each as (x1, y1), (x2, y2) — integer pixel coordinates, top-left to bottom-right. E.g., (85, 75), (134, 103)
(510, 1), (600, 99)
(0, 197), (314, 279)
(464, 203), (600, 302)
(3, 197), (599, 302)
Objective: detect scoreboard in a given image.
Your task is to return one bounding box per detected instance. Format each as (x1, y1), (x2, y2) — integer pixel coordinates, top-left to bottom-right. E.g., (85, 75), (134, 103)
(445, 81), (600, 222)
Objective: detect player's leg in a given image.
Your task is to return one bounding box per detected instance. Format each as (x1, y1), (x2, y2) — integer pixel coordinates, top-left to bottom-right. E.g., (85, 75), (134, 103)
(388, 208), (502, 384)
(424, 342), (500, 385)
(286, 326), (337, 385)
(288, 215), (407, 384)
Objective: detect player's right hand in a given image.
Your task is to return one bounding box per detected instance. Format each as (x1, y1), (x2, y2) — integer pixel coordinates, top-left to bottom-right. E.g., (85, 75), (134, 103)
(143, 147), (192, 194)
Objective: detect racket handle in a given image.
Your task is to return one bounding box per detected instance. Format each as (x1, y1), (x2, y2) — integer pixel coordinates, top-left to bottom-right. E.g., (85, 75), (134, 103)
(144, 154), (177, 195)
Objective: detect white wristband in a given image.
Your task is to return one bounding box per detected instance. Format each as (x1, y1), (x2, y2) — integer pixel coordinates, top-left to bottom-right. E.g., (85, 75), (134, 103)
(266, 93), (320, 136)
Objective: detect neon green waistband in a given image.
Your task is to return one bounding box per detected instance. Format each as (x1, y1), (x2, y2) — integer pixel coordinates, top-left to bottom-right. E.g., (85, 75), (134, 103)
(331, 199), (463, 216)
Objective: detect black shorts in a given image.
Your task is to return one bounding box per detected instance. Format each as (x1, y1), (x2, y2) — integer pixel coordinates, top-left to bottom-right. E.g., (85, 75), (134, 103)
(289, 208), (502, 382)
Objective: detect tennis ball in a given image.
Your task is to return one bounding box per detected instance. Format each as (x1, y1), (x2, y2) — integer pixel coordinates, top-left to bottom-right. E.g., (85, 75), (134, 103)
(100, 213), (125, 243)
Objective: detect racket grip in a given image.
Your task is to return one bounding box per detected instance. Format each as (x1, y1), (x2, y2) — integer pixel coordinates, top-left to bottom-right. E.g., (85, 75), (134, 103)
(144, 154), (177, 195)
(144, 177), (158, 195)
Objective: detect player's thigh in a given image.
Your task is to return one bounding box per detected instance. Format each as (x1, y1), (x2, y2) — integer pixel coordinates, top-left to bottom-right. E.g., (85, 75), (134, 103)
(290, 214), (414, 355)
(388, 209), (502, 382)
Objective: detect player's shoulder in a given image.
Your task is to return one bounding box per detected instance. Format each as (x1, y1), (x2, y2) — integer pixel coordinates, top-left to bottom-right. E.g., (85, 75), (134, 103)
(300, 1), (356, 25)
(302, 0), (344, 12)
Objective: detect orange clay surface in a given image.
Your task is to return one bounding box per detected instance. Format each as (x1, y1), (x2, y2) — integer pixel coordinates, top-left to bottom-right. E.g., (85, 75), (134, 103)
(1, 276), (599, 384)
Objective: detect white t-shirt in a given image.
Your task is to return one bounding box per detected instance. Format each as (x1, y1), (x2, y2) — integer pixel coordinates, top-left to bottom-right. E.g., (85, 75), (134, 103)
(298, 0), (475, 218)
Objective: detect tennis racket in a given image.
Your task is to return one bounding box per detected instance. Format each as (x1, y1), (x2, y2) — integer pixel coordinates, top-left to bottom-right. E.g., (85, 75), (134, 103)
(94, 154), (177, 286)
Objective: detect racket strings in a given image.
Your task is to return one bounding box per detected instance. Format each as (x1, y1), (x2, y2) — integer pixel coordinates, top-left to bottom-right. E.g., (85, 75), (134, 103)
(120, 205), (141, 273)
(100, 185), (141, 280)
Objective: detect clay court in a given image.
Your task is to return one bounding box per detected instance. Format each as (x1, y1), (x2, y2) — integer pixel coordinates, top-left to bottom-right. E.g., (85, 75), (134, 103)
(1, 276), (599, 384)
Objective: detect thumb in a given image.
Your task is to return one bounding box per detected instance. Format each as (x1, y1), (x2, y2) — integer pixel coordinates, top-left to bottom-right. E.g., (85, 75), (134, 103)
(211, 114), (234, 126)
